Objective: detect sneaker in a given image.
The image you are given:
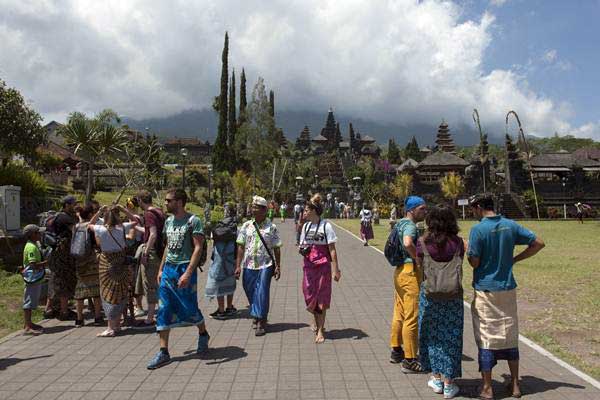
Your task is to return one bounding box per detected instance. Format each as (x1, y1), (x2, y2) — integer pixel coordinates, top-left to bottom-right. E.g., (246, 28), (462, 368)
(196, 332), (210, 354)
(134, 307), (147, 317)
(390, 348), (404, 364)
(401, 359), (424, 374)
(428, 377), (444, 394)
(147, 350), (171, 370)
(255, 326), (266, 336)
(443, 383), (459, 399)
(209, 309), (227, 320)
(225, 306), (238, 316)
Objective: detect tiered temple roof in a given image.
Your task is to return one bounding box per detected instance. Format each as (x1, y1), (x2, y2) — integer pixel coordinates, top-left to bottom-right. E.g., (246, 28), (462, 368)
(435, 121), (456, 153)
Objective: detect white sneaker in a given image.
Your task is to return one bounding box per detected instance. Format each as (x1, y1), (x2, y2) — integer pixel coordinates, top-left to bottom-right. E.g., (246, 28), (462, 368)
(134, 307), (147, 317)
(443, 383), (459, 399)
(428, 377), (443, 394)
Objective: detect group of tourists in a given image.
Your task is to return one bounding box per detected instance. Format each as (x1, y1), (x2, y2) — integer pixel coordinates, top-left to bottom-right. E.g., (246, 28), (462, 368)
(20, 187), (546, 398)
(389, 193), (545, 399)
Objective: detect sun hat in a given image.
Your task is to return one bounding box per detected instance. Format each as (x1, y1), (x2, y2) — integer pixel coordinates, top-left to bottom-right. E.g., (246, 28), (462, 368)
(252, 196), (268, 207)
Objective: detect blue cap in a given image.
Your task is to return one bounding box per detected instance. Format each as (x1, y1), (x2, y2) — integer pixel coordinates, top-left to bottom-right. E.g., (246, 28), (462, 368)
(404, 195), (425, 212)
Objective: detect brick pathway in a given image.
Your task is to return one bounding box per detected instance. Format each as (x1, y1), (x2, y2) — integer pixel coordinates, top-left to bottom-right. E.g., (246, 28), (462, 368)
(0, 220), (598, 399)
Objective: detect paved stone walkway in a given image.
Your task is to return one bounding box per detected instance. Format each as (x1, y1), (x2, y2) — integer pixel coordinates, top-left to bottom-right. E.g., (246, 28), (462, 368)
(1, 220), (599, 399)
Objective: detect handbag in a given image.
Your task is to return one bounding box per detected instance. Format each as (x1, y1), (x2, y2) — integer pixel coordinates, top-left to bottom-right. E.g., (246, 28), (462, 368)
(107, 226), (136, 267)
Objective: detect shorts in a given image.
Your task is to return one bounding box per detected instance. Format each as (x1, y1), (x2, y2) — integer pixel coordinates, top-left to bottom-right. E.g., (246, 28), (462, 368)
(23, 283), (42, 310)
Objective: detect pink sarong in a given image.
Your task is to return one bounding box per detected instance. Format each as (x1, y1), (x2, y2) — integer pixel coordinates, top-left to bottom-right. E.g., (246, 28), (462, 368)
(302, 244), (332, 313)
(360, 222), (374, 240)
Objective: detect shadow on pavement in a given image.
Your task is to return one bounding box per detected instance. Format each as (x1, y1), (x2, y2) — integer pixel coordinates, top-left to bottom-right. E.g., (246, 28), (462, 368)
(267, 322), (309, 333)
(182, 346), (248, 365)
(326, 328), (368, 340)
(461, 353), (474, 361)
(41, 325), (75, 334)
(457, 374), (587, 398)
(0, 354), (52, 370)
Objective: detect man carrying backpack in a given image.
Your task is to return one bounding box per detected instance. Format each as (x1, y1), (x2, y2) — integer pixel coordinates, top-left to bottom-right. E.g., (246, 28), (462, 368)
(135, 190), (165, 328)
(389, 195), (427, 373)
(147, 188), (209, 370)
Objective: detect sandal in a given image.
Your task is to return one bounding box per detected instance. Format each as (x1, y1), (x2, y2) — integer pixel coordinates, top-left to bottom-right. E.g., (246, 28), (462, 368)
(96, 329), (116, 337)
(506, 383), (522, 398)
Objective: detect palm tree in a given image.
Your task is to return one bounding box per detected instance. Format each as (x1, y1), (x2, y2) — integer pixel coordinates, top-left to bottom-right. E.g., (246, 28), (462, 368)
(440, 172), (465, 207)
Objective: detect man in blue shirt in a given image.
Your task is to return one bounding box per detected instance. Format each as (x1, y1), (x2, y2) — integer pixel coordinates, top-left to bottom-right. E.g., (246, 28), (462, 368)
(467, 194), (545, 400)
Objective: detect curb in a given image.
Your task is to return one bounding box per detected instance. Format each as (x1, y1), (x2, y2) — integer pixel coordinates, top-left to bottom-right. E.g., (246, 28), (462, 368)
(330, 220), (600, 390)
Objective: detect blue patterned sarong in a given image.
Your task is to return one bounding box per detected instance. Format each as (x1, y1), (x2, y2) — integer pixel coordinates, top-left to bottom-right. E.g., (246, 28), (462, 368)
(242, 267), (273, 320)
(205, 241), (237, 299)
(478, 348), (519, 372)
(156, 262), (204, 331)
(418, 286), (464, 379)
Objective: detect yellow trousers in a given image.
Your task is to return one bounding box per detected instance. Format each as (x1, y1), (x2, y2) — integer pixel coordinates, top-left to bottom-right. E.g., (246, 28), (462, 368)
(389, 263), (421, 358)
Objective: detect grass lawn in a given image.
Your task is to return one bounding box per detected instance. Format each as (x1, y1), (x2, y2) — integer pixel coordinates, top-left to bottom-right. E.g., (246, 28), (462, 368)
(333, 218), (600, 380)
(0, 270), (43, 338)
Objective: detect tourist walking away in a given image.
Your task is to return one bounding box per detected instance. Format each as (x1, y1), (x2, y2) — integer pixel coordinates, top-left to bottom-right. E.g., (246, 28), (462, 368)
(468, 194), (545, 399)
(280, 201), (287, 222)
(389, 195), (427, 373)
(416, 206), (466, 399)
(293, 202), (303, 245)
(89, 205), (137, 337)
(21, 224), (47, 335)
(72, 205), (102, 327)
(299, 194), (341, 344)
(135, 190), (165, 328)
(267, 200), (276, 221)
(235, 196), (282, 336)
(389, 203), (398, 231)
(359, 204), (374, 246)
(206, 204), (238, 319)
(47, 195), (78, 320)
(147, 188), (209, 370)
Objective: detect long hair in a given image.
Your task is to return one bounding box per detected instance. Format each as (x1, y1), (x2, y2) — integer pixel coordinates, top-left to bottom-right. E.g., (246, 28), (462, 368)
(104, 205), (122, 228)
(305, 193), (324, 216)
(424, 205), (459, 249)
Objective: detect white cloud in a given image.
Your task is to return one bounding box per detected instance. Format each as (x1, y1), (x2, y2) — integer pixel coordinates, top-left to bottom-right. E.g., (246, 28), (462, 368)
(490, 0), (508, 6)
(0, 0), (591, 139)
(543, 49), (558, 63)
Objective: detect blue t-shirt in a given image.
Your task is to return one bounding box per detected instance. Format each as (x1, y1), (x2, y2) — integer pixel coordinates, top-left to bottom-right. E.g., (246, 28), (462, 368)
(396, 218), (418, 264)
(468, 215), (536, 291)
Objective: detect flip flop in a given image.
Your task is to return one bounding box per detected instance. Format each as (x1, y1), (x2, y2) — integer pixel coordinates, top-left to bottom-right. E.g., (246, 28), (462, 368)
(96, 330), (116, 337)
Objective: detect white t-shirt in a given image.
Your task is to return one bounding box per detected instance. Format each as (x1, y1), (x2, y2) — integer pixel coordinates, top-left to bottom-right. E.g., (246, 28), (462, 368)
(359, 209), (372, 223)
(91, 223), (134, 253)
(300, 219), (337, 246)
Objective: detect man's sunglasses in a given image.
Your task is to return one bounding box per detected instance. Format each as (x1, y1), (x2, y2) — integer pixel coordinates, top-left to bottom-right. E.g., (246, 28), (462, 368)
(164, 198), (177, 203)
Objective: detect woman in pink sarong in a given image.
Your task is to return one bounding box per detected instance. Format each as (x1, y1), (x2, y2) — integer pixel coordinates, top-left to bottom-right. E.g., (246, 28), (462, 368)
(299, 194), (341, 344)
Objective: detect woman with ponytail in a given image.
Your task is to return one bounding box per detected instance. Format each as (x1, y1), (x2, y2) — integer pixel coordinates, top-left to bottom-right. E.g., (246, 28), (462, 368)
(299, 194), (341, 343)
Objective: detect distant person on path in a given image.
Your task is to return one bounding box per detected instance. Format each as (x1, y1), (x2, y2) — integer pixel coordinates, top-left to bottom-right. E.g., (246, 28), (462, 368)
(73, 205), (103, 327)
(389, 203), (398, 231)
(574, 202), (590, 223)
(267, 200), (276, 221)
(359, 204), (374, 246)
(135, 190), (165, 328)
(280, 201), (287, 222)
(21, 224), (47, 335)
(48, 195), (78, 321)
(293, 202), (304, 246)
(89, 205), (137, 337)
(389, 195), (427, 373)
(206, 204), (238, 319)
(235, 196), (282, 336)
(416, 206), (466, 399)
(468, 194), (545, 400)
(299, 194), (341, 344)
(147, 188), (209, 369)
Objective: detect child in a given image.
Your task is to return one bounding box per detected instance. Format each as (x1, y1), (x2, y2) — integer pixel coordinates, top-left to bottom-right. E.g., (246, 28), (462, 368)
(21, 224), (47, 335)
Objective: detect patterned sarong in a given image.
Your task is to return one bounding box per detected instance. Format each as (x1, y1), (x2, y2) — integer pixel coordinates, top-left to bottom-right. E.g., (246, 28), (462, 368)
(74, 250), (100, 300)
(48, 239), (76, 298)
(156, 262), (204, 331)
(98, 250), (130, 306)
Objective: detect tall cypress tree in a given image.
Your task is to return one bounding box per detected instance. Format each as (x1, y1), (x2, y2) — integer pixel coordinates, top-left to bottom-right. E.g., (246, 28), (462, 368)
(388, 138), (401, 164)
(212, 31), (229, 172)
(228, 69), (236, 149)
(404, 136), (422, 161)
(239, 68), (247, 125)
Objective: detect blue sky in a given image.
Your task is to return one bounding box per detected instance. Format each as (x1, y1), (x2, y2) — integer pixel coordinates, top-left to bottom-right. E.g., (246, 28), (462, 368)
(465, 0), (600, 126)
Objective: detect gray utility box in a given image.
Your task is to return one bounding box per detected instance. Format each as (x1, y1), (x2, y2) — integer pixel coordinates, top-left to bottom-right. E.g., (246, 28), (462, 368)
(0, 185), (21, 233)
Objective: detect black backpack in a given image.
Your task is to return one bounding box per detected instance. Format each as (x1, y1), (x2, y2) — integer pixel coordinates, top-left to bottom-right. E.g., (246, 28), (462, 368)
(384, 220), (407, 267)
(212, 217), (238, 243)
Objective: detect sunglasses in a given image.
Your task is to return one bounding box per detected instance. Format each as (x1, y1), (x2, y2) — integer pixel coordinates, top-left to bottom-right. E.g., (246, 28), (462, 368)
(164, 198), (177, 203)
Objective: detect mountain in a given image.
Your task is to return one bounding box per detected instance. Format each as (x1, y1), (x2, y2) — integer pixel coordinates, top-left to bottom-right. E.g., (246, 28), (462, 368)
(123, 108), (486, 147)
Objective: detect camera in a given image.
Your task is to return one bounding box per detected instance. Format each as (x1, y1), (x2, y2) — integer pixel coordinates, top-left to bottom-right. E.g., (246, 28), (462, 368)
(298, 245), (310, 257)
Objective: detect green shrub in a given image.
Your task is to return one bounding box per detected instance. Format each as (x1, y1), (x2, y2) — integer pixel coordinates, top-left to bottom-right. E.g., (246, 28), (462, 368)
(0, 164), (47, 197)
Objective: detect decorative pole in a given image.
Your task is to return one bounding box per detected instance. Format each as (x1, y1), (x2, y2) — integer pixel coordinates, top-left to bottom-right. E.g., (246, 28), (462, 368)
(472, 109), (486, 192)
(505, 111), (540, 220)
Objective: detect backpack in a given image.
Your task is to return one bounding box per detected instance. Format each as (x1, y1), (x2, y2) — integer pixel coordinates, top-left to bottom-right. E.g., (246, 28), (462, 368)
(146, 208), (166, 256)
(212, 217), (237, 243)
(40, 211), (60, 248)
(70, 223), (92, 257)
(420, 237), (463, 300)
(384, 223), (405, 267)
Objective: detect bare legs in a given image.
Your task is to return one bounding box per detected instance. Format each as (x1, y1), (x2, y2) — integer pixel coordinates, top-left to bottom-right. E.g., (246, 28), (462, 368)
(216, 295), (234, 313)
(310, 309), (327, 343)
(479, 361), (520, 399)
(76, 297), (102, 321)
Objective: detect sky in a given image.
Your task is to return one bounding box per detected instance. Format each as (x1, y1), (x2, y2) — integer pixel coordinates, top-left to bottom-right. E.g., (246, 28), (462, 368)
(1, 0), (599, 140)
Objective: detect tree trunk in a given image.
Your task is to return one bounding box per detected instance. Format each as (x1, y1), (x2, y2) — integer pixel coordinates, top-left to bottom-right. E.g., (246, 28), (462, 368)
(85, 158), (94, 203)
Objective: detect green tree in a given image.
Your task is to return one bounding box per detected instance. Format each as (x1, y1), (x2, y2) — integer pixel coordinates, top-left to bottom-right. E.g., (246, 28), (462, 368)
(392, 173), (413, 203)
(404, 136), (422, 161)
(0, 79), (46, 164)
(212, 31), (230, 172)
(239, 68), (247, 125)
(387, 138), (402, 164)
(235, 77), (278, 190)
(228, 69), (237, 151)
(440, 172), (465, 207)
